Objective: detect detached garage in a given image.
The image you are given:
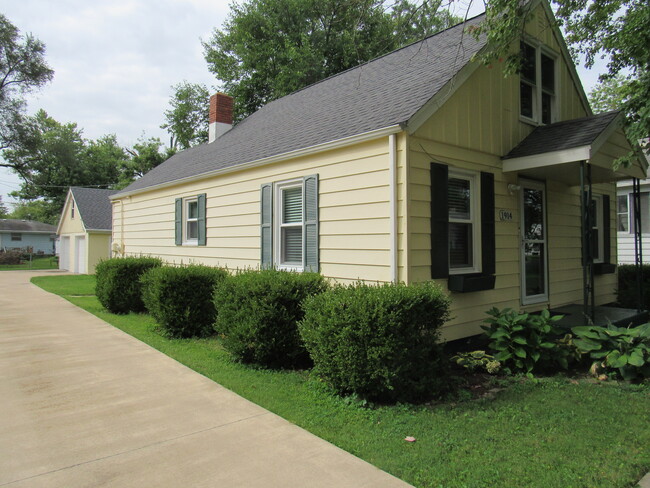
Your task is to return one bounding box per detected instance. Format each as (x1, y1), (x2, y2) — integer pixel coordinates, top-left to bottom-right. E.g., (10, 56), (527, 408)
(57, 187), (118, 274)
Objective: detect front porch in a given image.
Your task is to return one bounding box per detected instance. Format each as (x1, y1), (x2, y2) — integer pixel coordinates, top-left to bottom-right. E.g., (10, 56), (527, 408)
(551, 304), (649, 329)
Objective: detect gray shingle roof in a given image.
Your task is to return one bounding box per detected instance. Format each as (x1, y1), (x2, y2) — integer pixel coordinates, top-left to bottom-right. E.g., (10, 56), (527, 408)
(503, 111), (620, 159)
(118, 15), (486, 195)
(70, 187), (119, 231)
(0, 219), (56, 233)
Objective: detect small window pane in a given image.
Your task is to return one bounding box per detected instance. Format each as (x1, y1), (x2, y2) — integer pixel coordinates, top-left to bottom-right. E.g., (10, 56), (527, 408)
(187, 221), (198, 240)
(282, 227), (302, 264)
(617, 195), (629, 232)
(525, 243), (545, 296)
(541, 92), (552, 124)
(520, 82), (534, 119)
(449, 222), (473, 268)
(524, 188), (544, 240)
(520, 42), (536, 82)
(541, 53), (555, 92)
(187, 201), (198, 219)
(448, 178), (471, 220)
(283, 187), (302, 224)
(11, 233), (21, 241)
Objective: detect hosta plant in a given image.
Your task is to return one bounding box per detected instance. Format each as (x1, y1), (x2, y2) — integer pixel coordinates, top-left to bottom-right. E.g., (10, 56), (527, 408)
(572, 322), (650, 381)
(452, 350), (501, 374)
(481, 307), (570, 374)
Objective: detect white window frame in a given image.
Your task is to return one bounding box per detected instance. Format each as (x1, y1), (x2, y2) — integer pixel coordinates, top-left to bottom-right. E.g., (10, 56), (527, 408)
(71, 199), (75, 219)
(274, 179), (304, 271)
(629, 191), (650, 236)
(519, 40), (558, 126)
(617, 194), (629, 233)
(11, 233), (22, 242)
(183, 197), (199, 245)
(591, 195), (604, 264)
(448, 169), (481, 275)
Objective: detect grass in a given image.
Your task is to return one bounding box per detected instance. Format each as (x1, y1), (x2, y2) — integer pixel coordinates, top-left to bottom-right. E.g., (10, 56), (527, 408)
(0, 256), (58, 270)
(32, 274), (650, 488)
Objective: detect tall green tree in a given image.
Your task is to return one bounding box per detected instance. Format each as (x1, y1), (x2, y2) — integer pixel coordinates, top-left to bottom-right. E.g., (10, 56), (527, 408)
(161, 82), (210, 150)
(119, 137), (176, 188)
(472, 0), (649, 154)
(203, 0), (458, 120)
(0, 14), (53, 157)
(9, 199), (56, 224)
(0, 195), (8, 218)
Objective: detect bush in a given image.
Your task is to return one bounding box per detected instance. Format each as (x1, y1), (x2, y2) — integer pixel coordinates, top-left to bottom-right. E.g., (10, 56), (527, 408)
(299, 281), (451, 403)
(95, 257), (162, 314)
(481, 307), (576, 374)
(0, 250), (22, 265)
(617, 264), (650, 310)
(213, 269), (328, 368)
(141, 265), (229, 338)
(573, 322), (650, 381)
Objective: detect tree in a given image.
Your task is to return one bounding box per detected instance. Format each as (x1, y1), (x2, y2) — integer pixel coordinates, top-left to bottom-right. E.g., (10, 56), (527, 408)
(203, 0), (458, 120)
(0, 14), (53, 156)
(472, 0), (649, 154)
(118, 137), (176, 188)
(161, 82), (210, 150)
(0, 195), (8, 218)
(4, 110), (125, 222)
(9, 199), (56, 224)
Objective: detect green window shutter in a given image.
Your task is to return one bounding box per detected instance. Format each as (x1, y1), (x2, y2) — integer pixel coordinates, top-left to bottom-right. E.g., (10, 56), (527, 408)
(480, 171), (496, 276)
(197, 193), (207, 246)
(303, 174), (319, 272)
(260, 183), (273, 268)
(603, 194), (611, 264)
(175, 198), (182, 245)
(430, 163), (449, 279)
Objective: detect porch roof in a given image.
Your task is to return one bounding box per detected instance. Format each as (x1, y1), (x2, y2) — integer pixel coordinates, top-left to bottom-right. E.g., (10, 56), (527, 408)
(502, 111), (647, 185)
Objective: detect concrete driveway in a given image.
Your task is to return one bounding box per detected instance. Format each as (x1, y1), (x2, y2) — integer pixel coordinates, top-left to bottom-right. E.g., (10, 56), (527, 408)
(0, 271), (411, 488)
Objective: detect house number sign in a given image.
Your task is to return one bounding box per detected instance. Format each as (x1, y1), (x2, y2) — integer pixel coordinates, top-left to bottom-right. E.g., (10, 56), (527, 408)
(499, 210), (513, 222)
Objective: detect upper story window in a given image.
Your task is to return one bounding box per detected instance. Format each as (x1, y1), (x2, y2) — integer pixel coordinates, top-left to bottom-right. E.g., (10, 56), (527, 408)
(448, 170), (480, 274)
(520, 41), (556, 125)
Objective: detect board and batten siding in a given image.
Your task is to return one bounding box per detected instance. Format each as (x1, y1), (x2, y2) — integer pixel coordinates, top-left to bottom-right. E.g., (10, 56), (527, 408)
(406, 4), (616, 341)
(113, 136), (407, 283)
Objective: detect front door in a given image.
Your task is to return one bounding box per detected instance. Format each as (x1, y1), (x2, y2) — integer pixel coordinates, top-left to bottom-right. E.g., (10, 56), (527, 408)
(520, 179), (548, 305)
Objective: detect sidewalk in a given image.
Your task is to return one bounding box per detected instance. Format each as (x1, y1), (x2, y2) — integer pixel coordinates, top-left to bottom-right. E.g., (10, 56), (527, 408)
(0, 271), (411, 488)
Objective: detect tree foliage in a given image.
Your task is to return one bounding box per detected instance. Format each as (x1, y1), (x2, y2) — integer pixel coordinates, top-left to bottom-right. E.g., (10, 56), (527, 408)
(161, 81), (210, 150)
(9, 199), (56, 224)
(203, 0), (459, 120)
(119, 137), (175, 188)
(0, 14), (53, 154)
(0, 195), (8, 218)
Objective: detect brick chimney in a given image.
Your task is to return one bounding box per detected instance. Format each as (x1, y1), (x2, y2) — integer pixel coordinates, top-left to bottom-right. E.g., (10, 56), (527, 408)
(209, 93), (233, 143)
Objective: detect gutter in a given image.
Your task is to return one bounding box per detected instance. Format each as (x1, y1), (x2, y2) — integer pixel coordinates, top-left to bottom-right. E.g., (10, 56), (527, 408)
(111, 125), (404, 200)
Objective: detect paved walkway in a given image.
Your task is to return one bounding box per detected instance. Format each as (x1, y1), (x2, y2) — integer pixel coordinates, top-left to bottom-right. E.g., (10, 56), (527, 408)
(0, 271), (411, 488)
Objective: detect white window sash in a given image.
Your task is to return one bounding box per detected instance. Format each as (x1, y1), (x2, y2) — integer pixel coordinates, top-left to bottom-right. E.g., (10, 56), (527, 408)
(448, 170), (481, 275)
(274, 180), (304, 270)
(183, 197), (199, 244)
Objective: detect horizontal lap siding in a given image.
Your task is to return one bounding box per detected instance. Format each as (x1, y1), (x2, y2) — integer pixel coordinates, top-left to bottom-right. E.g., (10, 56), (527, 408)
(113, 138), (394, 282)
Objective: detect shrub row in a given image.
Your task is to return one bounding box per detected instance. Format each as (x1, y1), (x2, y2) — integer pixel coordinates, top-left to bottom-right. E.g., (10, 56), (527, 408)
(96, 258), (453, 403)
(617, 264), (650, 310)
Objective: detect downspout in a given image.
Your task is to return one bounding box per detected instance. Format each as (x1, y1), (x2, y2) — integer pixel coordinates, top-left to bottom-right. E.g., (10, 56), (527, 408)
(389, 134), (398, 283)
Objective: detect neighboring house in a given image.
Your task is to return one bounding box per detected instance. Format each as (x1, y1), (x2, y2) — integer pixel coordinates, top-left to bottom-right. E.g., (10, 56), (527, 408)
(0, 219), (56, 254)
(57, 187), (119, 274)
(617, 178), (650, 264)
(111, 0), (646, 341)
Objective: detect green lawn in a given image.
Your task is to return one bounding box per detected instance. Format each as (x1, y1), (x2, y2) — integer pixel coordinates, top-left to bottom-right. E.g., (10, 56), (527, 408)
(32, 274), (650, 488)
(0, 256), (59, 270)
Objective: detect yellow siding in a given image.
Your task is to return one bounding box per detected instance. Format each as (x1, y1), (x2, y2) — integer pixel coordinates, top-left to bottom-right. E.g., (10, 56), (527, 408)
(87, 233), (111, 274)
(114, 138), (395, 283)
(58, 196), (85, 234)
(408, 5), (616, 341)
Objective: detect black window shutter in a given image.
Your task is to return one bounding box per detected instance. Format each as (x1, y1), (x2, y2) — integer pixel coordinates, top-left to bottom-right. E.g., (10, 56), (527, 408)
(260, 183), (273, 268)
(175, 198), (182, 245)
(602, 194), (611, 264)
(198, 193), (207, 246)
(480, 171), (496, 275)
(303, 174), (319, 272)
(430, 163), (449, 279)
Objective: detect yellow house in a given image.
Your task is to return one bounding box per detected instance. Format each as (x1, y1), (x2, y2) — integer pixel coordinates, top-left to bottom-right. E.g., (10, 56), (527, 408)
(111, 0), (647, 341)
(58, 187), (118, 274)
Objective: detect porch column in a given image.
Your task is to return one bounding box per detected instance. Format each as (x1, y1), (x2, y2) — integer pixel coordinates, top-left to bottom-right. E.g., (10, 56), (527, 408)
(632, 177), (644, 312)
(580, 161), (595, 324)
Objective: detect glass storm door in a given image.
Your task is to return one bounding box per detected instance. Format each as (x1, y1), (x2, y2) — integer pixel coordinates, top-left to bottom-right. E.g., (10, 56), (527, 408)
(520, 180), (548, 305)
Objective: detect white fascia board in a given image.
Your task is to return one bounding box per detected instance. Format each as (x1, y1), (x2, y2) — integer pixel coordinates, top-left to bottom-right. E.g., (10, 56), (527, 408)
(110, 125), (403, 200)
(502, 145), (591, 173)
(590, 112), (624, 155)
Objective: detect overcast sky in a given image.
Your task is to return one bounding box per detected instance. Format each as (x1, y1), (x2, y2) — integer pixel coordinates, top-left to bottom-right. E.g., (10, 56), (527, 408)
(0, 0), (605, 208)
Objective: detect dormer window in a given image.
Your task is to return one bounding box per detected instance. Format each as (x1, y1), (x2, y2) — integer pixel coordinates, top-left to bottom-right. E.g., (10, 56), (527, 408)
(520, 41), (556, 125)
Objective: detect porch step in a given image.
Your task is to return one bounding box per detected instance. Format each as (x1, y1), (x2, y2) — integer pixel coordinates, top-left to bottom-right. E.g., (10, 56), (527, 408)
(550, 304), (649, 329)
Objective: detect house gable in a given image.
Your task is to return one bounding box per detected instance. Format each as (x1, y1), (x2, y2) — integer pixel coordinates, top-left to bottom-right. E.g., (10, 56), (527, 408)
(57, 191), (85, 235)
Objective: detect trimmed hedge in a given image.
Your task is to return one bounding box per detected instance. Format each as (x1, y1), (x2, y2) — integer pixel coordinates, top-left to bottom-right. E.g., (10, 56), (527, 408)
(617, 264), (650, 310)
(213, 269), (328, 368)
(95, 257), (162, 314)
(299, 281), (451, 403)
(141, 265), (229, 338)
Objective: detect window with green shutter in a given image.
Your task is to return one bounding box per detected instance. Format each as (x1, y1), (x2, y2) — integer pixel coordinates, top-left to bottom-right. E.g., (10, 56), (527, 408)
(175, 194), (207, 246)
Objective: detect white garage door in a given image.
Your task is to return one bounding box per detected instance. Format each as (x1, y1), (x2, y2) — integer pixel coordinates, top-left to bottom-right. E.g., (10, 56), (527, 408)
(74, 236), (86, 274)
(59, 236), (70, 271)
